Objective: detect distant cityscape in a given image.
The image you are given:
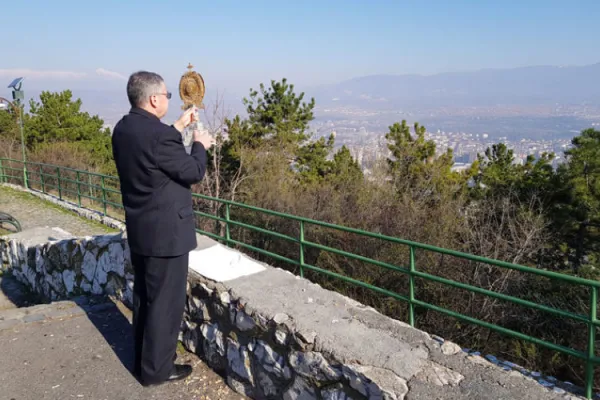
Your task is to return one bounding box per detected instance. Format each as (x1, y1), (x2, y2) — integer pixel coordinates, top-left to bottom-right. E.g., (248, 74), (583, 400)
(312, 124), (574, 172)
(308, 104), (600, 173)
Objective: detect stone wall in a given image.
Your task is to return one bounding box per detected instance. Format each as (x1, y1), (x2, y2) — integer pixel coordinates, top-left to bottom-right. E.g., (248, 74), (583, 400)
(0, 227), (132, 305)
(182, 271), (413, 400)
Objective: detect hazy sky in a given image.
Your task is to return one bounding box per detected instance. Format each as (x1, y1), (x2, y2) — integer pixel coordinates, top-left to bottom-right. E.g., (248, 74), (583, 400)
(1, 0), (599, 97)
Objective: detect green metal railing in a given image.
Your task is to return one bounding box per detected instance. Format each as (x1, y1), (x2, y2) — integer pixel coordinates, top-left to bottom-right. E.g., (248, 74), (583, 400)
(0, 157), (598, 397)
(0, 158), (123, 215)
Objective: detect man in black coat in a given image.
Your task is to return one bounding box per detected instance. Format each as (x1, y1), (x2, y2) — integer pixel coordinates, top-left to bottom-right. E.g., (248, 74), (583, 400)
(111, 71), (214, 387)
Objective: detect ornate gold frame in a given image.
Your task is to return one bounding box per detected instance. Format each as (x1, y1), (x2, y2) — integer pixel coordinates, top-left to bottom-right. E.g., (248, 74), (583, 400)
(179, 63), (205, 110)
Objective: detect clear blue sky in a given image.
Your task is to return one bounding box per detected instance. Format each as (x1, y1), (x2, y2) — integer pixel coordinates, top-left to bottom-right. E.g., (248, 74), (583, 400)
(1, 0), (598, 94)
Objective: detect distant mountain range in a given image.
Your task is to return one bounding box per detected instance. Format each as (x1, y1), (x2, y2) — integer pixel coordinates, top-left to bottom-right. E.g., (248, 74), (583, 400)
(310, 63), (600, 109)
(6, 63), (599, 126)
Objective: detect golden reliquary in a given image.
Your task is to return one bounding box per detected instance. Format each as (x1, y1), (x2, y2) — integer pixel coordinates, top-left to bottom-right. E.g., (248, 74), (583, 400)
(179, 63), (205, 110)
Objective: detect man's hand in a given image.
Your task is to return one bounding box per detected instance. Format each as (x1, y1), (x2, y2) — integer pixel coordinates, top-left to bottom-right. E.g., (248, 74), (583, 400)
(173, 107), (198, 132)
(193, 130), (215, 149)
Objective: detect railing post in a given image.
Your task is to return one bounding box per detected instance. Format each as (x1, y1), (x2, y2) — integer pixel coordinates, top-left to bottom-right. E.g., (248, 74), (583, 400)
(39, 164), (45, 193)
(101, 176), (107, 215)
(56, 167), (62, 200)
(409, 246), (416, 327)
(0, 159), (4, 183)
(225, 203), (231, 246)
(299, 221), (305, 278)
(88, 174), (93, 199)
(23, 162), (28, 189)
(76, 171), (81, 207)
(585, 286), (597, 399)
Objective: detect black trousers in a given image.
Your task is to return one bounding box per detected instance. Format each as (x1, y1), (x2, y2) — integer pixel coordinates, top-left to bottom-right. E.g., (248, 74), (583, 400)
(131, 252), (189, 385)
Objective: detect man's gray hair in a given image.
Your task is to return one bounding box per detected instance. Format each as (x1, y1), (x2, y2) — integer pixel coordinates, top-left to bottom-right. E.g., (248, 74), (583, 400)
(126, 71), (164, 108)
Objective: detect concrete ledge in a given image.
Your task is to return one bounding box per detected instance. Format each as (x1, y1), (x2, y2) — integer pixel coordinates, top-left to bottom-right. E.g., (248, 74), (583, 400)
(182, 237), (575, 400)
(1, 226), (74, 247)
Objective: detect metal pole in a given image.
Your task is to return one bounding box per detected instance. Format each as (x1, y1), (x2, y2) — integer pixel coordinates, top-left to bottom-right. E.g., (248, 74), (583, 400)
(299, 221), (305, 278)
(57, 167), (62, 199)
(409, 246), (416, 327)
(225, 203), (231, 246)
(40, 164), (45, 192)
(19, 106), (27, 188)
(76, 171), (81, 207)
(101, 176), (107, 215)
(585, 286), (597, 399)
(88, 174), (93, 199)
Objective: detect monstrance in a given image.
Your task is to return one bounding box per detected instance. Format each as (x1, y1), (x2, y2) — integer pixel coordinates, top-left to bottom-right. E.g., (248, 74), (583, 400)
(178, 63), (208, 148)
(179, 62), (205, 111)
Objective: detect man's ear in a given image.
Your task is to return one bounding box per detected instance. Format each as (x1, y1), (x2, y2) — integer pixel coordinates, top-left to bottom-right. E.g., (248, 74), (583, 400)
(148, 95), (157, 109)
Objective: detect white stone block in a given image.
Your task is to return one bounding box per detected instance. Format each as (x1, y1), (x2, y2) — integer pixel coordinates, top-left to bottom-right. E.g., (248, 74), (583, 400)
(188, 243), (266, 282)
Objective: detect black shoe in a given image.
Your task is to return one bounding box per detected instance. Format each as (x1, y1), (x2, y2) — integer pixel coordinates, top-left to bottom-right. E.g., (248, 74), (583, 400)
(167, 364), (193, 382)
(141, 364), (193, 387)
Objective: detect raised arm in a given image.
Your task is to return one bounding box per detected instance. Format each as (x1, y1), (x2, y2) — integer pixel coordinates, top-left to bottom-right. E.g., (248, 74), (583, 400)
(154, 126), (207, 186)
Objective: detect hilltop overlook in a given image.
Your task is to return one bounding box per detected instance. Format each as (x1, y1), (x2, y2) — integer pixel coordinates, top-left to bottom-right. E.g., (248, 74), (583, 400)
(2, 73), (600, 396)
